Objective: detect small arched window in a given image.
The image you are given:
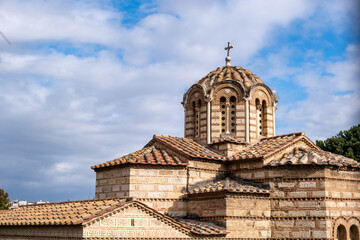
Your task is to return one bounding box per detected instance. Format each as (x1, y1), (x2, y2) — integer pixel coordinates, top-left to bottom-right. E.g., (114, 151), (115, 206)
(262, 100), (267, 136)
(256, 99), (262, 137)
(256, 99), (267, 138)
(193, 99), (202, 137)
(350, 225), (359, 240)
(337, 225), (347, 240)
(219, 96), (236, 135)
(220, 97), (226, 134)
(230, 96), (236, 133)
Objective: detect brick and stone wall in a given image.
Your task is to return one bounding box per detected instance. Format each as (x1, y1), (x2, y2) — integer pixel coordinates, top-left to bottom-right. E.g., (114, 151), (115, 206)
(83, 205), (190, 239)
(0, 226), (82, 239)
(187, 192), (271, 239)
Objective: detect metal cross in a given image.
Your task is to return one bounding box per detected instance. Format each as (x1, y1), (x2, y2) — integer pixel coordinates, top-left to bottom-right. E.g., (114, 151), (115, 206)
(224, 42), (233, 57)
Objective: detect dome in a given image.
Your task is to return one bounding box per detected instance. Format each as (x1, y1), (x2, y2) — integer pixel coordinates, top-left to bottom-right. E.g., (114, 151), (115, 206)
(198, 65), (263, 90)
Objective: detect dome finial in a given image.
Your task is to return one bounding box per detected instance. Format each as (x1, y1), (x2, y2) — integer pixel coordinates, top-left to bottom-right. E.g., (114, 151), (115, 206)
(224, 42), (233, 66)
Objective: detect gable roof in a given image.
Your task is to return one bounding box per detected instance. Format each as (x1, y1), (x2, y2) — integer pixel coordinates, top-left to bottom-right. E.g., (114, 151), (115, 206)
(230, 132), (319, 160)
(0, 198), (227, 236)
(0, 198), (127, 226)
(92, 133), (322, 170)
(188, 176), (270, 195)
(267, 147), (360, 169)
(91, 145), (187, 170)
(146, 135), (226, 161)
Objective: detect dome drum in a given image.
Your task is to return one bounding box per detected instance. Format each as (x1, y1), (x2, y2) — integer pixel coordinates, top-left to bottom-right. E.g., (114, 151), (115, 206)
(183, 66), (277, 144)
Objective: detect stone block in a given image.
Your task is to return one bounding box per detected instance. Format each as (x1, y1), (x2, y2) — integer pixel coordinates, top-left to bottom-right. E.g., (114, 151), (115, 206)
(139, 185), (154, 191)
(296, 220), (315, 228)
(299, 181), (316, 188)
(291, 231), (311, 238)
(279, 201), (295, 208)
(289, 210), (307, 217)
(312, 231), (328, 238)
(159, 170), (174, 176)
(278, 182), (295, 188)
(288, 191), (307, 198)
(310, 210), (326, 217)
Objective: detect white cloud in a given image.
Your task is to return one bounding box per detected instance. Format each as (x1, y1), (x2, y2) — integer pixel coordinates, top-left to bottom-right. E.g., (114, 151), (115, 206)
(0, 0), (357, 202)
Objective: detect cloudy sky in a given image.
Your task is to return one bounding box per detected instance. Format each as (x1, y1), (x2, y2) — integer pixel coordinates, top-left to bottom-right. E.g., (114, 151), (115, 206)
(0, 0), (359, 202)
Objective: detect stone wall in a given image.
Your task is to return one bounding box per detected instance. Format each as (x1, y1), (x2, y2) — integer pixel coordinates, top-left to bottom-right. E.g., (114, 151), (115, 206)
(225, 194), (271, 239)
(324, 168), (360, 239)
(95, 160), (225, 217)
(84, 205), (190, 239)
(187, 192), (270, 239)
(230, 164), (360, 239)
(0, 226), (82, 239)
(95, 167), (131, 199)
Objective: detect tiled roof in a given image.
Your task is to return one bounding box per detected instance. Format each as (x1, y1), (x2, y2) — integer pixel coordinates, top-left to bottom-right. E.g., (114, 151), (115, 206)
(198, 66), (263, 90)
(267, 147), (360, 169)
(230, 132), (317, 160)
(0, 198), (127, 226)
(151, 135), (226, 161)
(211, 135), (244, 144)
(188, 176), (270, 195)
(92, 133), (320, 169)
(91, 145), (187, 170)
(176, 218), (227, 235)
(0, 198), (227, 236)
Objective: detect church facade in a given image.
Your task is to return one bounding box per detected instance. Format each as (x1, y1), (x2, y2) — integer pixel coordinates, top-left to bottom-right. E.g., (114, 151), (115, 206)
(1, 44), (359, 240)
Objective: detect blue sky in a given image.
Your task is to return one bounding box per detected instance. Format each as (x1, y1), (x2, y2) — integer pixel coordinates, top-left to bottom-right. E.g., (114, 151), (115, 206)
(0, 0), (359, 202)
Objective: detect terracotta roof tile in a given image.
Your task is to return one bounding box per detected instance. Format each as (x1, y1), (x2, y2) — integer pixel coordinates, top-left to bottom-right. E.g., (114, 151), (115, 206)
(188, 176), (270, 195)
(198, 66), (263, 91)
(0, 199), (227, 236)
(267, 147), (360, 169)
(230, 132), (315, 160)
(176, 218), (227, 235)
(91, 145), (187, 170)
(152, 135), (226, 160)
(0, 199), (127, 226)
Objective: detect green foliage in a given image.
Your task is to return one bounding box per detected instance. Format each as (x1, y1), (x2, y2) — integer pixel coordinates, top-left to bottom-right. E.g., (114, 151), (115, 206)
(0, 189), (11, 210)
(316, 124), (360, 162)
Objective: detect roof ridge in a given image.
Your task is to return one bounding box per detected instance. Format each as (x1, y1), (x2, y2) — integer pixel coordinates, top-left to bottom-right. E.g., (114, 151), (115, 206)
(260, 132), (304, 141)
(16, 197), (125, 209)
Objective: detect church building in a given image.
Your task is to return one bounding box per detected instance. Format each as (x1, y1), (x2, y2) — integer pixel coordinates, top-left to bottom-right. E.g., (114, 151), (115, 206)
(1, 43), (359, 240)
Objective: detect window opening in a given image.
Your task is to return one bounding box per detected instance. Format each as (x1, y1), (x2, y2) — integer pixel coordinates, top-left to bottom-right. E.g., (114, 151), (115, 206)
(350, 225), (359, 240)
(220, 97), (226, 133)
(256, 99), (262, 137)
(337, 225), (347, 240)
(230, 96), (236, 134)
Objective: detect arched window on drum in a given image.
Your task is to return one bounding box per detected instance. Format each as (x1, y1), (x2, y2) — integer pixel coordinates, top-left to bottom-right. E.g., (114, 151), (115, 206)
(230, 96), (236, 134)
(193, 99), (202, 137)
(220, 96), (236, 135)
(256, 99), (268, 137)
(220, 97), (227, 134)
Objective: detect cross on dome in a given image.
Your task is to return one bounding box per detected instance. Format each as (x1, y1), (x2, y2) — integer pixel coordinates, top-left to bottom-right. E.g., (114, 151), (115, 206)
(224, 41), (233, 66)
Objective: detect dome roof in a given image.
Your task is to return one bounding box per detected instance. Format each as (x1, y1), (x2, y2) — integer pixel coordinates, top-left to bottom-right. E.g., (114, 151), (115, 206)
(198, 66), (263, 90)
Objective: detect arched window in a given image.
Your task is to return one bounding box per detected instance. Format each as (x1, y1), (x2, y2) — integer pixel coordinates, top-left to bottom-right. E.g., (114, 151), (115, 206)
(337, 225), (347, 240)
(262, 100), (267, 136)
(219, 96), (236, 135)
(192, 99), (202, 137)
(256, 99), (267, 138)
(230, 96), (236, 133)
(220, 97), (226, 134)
(256, 99), (262, 137)
(350, 225), (359, 240)
(192, 101), (197, 137)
